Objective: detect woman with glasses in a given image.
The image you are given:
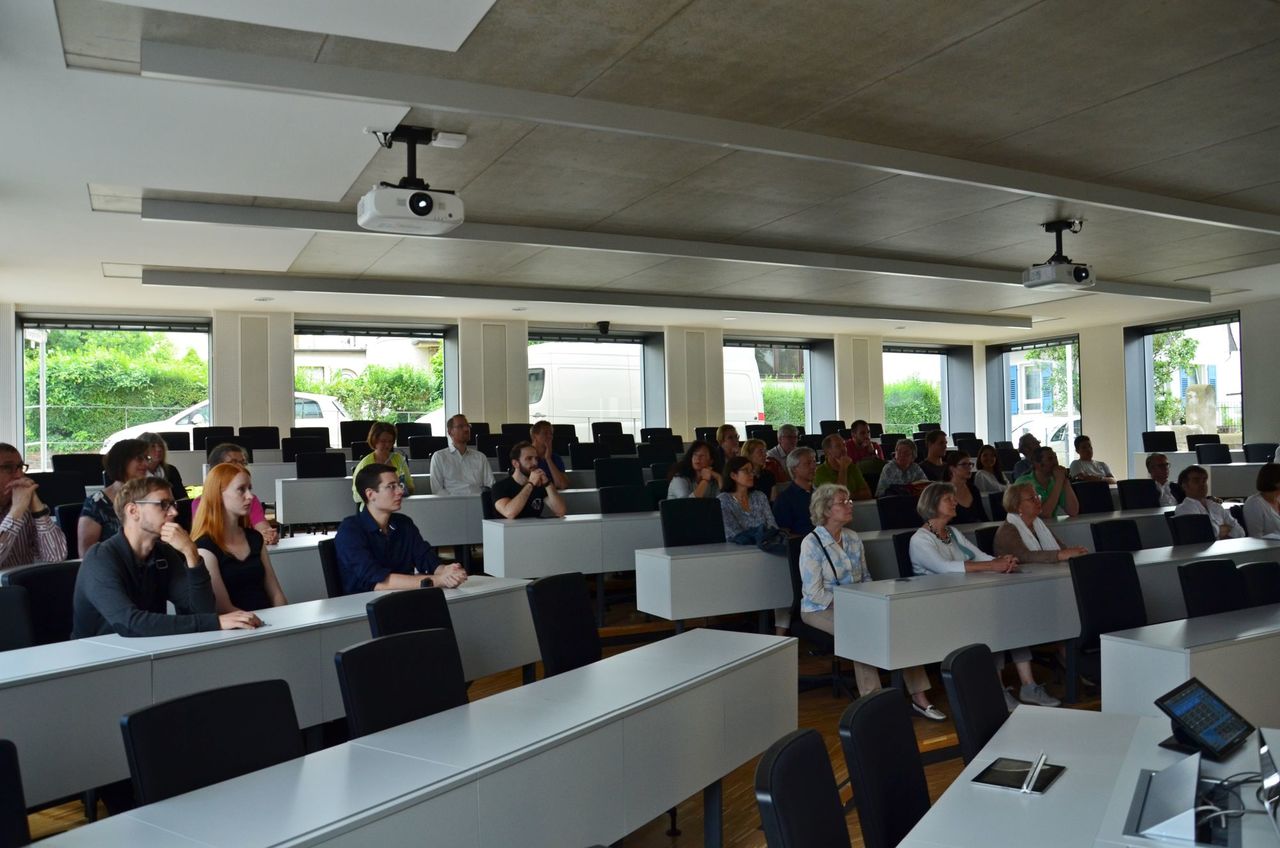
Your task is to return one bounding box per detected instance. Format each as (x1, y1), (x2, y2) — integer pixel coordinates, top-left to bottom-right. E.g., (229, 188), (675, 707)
(351, 422), (414, 504)
(799, 483), (945, 721)
(942, 450), (986, 524)
(190, 443), (278, 545)
(191, 463), (287, 613)
(78, 438), (149, 556)
(138, 431), (187, 498)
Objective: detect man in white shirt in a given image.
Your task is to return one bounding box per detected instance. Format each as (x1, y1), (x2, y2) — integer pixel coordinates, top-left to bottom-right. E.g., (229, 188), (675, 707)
(1173, 465), (1244, 539)
(428, 414), (494, 495)
(1146, 453), (1181, 506)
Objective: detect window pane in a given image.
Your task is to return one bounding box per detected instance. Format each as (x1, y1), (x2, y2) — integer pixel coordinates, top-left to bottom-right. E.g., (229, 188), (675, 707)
(882, 351), (944, 435)
(724, 344), (794, 431)
(1146, 321), (1241, 446)
(1004, 341), (1081, 464)
(527, 340), (644, 441)
(22, 328), (210, 469)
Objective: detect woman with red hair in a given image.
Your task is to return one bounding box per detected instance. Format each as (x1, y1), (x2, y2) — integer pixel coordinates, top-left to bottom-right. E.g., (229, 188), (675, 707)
(192, 463), (288, 613)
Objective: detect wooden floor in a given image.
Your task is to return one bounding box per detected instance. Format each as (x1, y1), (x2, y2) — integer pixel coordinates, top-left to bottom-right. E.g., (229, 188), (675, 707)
(29, 598), (1097, 845)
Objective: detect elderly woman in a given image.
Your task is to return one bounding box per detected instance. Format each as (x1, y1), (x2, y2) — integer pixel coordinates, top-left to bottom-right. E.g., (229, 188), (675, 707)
(138, 431), (186, 497)
(942, 450), (986, 524)
(1173, 465), (1245, 539)
(740, 438), (778, 501)
(667, 441), (723, 499)
(77, 438), (149, 556)
(973, 445), (1009, 495)
(1243, 463), (1280, 540)
(351, 422), (415, 503)
(800, 483), (945, 721)
(815, 434), (871, 500)
(914, 482), (1061, 709)
(875, 439), (929, 497)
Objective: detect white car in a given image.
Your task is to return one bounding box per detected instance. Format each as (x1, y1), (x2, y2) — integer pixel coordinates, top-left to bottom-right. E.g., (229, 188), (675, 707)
(101, 392), (348, 451)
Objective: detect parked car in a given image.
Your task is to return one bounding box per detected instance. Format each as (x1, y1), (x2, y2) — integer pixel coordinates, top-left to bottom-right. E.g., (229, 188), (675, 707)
(101, 392), (348, 451)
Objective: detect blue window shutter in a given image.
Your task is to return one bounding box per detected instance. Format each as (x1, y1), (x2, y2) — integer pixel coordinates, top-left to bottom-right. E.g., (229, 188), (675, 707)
(1208, 364), (1217, 389)
(1009, 365), (1019, 414)
(1179, 368), (1188, 398)
(1041, 363), (1054, 413)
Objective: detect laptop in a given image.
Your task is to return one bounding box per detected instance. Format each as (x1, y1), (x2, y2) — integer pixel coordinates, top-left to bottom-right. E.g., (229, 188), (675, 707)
(1261, 731), (1280, 839)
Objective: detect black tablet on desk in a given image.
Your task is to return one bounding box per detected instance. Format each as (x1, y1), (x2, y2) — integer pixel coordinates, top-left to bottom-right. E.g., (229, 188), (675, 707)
(1154, 677), (1255, 761)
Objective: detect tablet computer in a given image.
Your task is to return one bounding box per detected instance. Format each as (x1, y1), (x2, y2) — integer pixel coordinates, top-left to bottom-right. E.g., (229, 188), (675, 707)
(1154, 677), (1254, 762)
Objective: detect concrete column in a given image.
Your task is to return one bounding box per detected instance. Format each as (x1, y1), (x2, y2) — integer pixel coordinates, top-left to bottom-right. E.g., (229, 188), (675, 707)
(1241, 298), (1280, 443)
(663, 327), (724, 438)
(1077, 324), (1127, 471)
(456, 318), (528, 427)
(211, 310), (295, 430)
(0, 304), (17, 447)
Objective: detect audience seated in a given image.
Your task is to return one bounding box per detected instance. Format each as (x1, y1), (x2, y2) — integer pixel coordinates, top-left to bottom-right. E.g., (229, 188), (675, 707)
(815, 434), (871, 500)
(192, 463), (288, 612)
(78, 439), (149, 556)
(1067, 435), (1115, 483)
(773, 447), (818, 536)
(334, 464), (468, 594)
(910, 483), (1059, 709)
(917, 430), (948, 481)
(667, 441), (722, 499)
(350, 422), (414, 504)
(719, 457), (780, 545)
(799, 483), (945, 720)
(529, 420), (570, 490)
(428, 414), (494, 495)
(941, 450), (985, 524)
(0, 442), (67, 571)
(765, 424), (798, 482)
(1172, 464), (1243, 539)
(72, 477), (262, 637)
(1011, 433), (1040, 480)
(1146, 452), (1183, 506)
(715, 424), (741, 471)
(191, 443), (278, 545)
(492, 442), (566, 519)
(875, 439), (929, 498)
(973, 444), (1009, 495)
(1243, 462), (1280, 540)
(1015, 447), (1079, 518)
(138, 431), (187, 498)
(741, 438), (778, 501)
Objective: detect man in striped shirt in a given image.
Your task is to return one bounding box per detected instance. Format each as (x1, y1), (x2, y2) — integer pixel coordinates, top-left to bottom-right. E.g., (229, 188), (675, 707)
(0, 443), (67, 571)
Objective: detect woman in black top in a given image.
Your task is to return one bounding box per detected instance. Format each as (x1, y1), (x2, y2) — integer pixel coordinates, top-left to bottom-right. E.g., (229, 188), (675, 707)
(943, 450), (987, 525)
(191, 463), (287, 612)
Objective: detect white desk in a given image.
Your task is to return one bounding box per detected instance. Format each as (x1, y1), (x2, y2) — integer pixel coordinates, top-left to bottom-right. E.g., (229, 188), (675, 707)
(1205, 461), (1265, 498)
(42, 630), (797, 848)
(1101, 603), (1280, 728)
(635, 543), (790, 621)
(1132, 448), (1245, 480)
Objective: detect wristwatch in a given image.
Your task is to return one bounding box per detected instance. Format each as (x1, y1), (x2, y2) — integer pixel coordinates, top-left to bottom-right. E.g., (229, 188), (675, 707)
(30, 507), (51, 518)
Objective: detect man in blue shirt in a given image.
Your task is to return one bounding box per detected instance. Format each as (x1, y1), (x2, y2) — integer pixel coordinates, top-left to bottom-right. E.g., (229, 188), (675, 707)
(772, 447), (818, 535)
(334, 463), (468, 595)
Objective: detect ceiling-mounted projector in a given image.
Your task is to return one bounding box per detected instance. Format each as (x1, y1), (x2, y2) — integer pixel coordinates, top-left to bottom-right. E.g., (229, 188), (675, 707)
(1021, 219), (1094, 291)
(357, 187), (463, 235)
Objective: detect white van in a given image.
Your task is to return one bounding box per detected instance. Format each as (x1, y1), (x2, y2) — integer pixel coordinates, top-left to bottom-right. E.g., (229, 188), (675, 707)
(101, 392), (348, 451)
(526, 342), (765, 441)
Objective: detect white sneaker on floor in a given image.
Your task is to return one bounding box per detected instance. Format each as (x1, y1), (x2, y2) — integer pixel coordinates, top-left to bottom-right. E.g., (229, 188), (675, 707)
(1019, 682), (1061, 707)
(1003, 687), (1019, 712)
(911, 702), (946, 721)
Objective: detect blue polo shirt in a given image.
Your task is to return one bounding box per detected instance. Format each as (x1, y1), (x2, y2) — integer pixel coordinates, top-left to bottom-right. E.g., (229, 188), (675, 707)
(772, 483), (814, 535)
(333, 508), (441, 595)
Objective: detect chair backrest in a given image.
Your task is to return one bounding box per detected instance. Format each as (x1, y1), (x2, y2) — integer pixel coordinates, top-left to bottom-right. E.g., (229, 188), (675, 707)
(334, 629), (468, 738)
(1239, 561), (1280, 607)
(408, 435), (448, 459)
(500, 422), (531, 441)
(0, 587), (35, 653)
(1243, 442), (1279, 463)
(635, 443), (675, 466)
(1185, 433), (1220, 451)
(986, 491), (1007, 521)
(593, 457), (643, 488)
(1178, 559), (1248, 618)
(1068, 552), (1147, 649)
(296, 451), (347, 479)
(941, 643), (1009, 764)
(838, 689), (930, 848)
(235, 426), (280, 449)
(0, 739), (30, 848)
(281, 437), (326, 462)
(1142, 431), (1178, 453)
(366, 585), (454, 638)
(754, 728), (852, 848)
(1090, 519), (1142, 553)
(525, 573), (601, 677)
(24, 472), (85, 511)
(659, 497), (726, 547)
(1117, 478), (1160, 510)
(639, 427), (673, 443)
(597, 484), (654, 514)
(1072, 481), (1113, 514)
(892, 530), (915, 578)
(591, 421), (624, 442)
(157, 430), (191, 452)
(53, 502), (80, 557)
(316, 538), (345, 598)
(191, 426), (234, 451)
(0, 560), (79, 645)
(479, 488), (499, 520)
(569, 442), (605, 471)
(973, 525), (998, 556)
(339, 420), (377, 452)
(289, 426), (331, 446)
(819, 420), (845, 435)
(1168, 512), (1215, 545)
(875, 496), (919, 531)
(120, 679), (304, 805)
(49, 453), (104, 487)
(350, 441), (373, 461)
(1194, 443), (1231, 465)
(393, 422), (432, 443)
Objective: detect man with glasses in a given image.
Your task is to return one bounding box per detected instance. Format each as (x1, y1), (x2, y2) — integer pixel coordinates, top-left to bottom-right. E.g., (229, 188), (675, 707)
(334, 463), (468, 594)
(191, 443), (278, 545)
(0, 443), (67, 571)
(72, 477), (262, 637)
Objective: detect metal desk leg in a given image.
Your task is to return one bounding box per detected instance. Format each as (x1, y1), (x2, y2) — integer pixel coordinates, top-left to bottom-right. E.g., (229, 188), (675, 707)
(704, 779), (723, 848)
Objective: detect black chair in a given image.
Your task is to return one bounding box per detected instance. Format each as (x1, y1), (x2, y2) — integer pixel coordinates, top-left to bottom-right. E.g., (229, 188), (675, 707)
(1239, 561), (1280, 607)
(839, 690), (930, 848)
(1178, 559), (1247, 618)
(500, 422), (531, 441)
(659, 498), (725, 548)
(1168, 512), (1215, 545)
(156, 430), (191, 452)
(394, 422), (432, 443)
(350, 441), (373, 461)
(289, 426), (331, 447)
(466, 421), (490, 443)
(645, 478), (669, 509)
(120, 679), (304, 805)
(1195, 443), (1231, 465)
(973, 525), (998, 556)
(986, 491), (1007, 521)
(892, 531), (915, 579)
(1185, 433), (1220, 452)
(191, 426), (234, 451)
(640, 427), (672, 443)
(875, 496), (919, 531)
(366, 585), (454, 638)
(235, 426), (280, 449)
(0, 739), (31, 848)
(601, 433), (637, 455)
(1244, 442), (1279, 463)
(525, 573), (601, 678)
(956, 438), (983, 458)
(569, 442), (605, 471)
(1090, 519), (1142, 553)
(407, 435), (448, 459)
(784, 536), (845, 697)
(334, 629), (468, 738)
(1141, 431), (1177, 452)
(339, 420), (377, 451)
(593, 457), (643, 488)
(818, 420), (844, 436)
(754, 729), (851, 848)
(0, 587), (34, 653)
(50, 453), (104, 488)
(296, 451), (347, 479)
(635, 443), (675, 466)
(1066, 552), (1147, 702)
(591, 421), (624, 443)
(1117, 478), (1160, 510)
(0, 560), (79, 645)
(281, 437), (326, 462)
(598, 485), (654, 514)
(1072, 481), (1113, 515)
(54, 502), (80, 557)
(317, 538), (344, 598)
(479, 487), (499, 520)
(25, 471), (85, 511)
(941, 643), (1009, 764)
(694, 426), (718, 444)
(995, 447), (1020, 473)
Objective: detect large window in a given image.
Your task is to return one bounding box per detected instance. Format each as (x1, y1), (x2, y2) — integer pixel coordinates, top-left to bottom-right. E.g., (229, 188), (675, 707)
(1140, 315), (1242, 446)
(22, 319), (211, 468)
(1001, 337), (1081, 462)
(882, 347), (945, 435)
(724, 341), (803, 431)
(527, 335), (645, 441)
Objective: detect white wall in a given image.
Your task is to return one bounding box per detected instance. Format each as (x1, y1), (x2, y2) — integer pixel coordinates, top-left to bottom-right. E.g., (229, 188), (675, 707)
(663, 327), (724, 438)
(456, 318), (528, 426)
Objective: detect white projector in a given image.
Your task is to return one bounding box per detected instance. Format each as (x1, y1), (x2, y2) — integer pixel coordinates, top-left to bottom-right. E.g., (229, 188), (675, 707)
(1021, 261), (1094, 291)
(357, 187), (464, 235)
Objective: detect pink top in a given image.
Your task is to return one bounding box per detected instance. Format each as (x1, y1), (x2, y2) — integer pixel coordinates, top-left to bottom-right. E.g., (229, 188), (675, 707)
(191, 494), (267, 527)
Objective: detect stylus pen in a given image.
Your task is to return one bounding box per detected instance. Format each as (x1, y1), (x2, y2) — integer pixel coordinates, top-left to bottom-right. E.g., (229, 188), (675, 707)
(1021, 751), (1048, 793)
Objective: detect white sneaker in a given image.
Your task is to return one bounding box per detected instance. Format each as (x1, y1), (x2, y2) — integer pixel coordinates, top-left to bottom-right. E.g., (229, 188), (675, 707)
(1003, 687), (1019, 712)
(1019, 682), (1061, 707)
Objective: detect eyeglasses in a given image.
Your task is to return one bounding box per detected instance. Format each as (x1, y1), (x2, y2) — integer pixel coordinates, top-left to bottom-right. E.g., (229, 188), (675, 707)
(0, 462), (29, 474)
(135, 499), (178, 512)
